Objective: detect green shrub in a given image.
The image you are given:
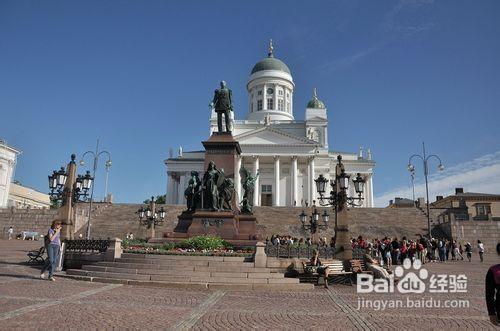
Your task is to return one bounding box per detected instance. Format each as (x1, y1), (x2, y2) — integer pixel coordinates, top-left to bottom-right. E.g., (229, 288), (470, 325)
(181, 235), (232, 251)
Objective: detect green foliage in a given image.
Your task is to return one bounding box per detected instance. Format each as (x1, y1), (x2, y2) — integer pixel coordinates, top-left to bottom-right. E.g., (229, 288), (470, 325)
(143, 195), (166, 205)
(122, 238), (148, 249)
(50, 196), (62, 209)
(181, 235), (233, 251)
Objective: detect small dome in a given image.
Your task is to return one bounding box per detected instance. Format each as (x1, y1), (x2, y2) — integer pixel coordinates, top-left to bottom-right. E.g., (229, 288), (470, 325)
(250, 39), (291, 75)
(307, 88), (326, 109)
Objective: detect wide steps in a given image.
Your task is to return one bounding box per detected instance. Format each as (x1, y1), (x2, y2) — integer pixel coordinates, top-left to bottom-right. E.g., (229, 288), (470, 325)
(59, 273), (314, 291)
(67, 269), (297, 284)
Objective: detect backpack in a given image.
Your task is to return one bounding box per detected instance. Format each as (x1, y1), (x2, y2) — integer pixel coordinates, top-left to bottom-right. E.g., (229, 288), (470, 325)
(44, 229), (51, 248)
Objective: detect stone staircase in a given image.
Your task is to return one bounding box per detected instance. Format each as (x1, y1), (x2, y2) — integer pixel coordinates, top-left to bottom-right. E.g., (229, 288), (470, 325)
(1, 204), (436, 241)
(75, 203), (185, 239)
(62, 252), (313, 291)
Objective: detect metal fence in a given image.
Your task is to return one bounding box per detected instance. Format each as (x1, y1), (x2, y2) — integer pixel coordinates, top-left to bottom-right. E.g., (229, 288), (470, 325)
(64, 239), (110, 252)
(264, 243), (337, 259)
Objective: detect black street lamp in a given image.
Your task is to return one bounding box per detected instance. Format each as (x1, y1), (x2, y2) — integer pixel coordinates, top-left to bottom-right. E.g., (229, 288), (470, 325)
(299, 207), (329, 234)
(313, 155), (366, 247)
(408, 142), (444, 238)
(138, 196), (166, 229)
(48, 155), (93, 206)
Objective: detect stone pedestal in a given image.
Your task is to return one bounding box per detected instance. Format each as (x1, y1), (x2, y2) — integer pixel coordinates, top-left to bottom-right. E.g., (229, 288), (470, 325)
(202, 132), (242, 178)
(335, 208), (352, 260)
(169, 210), (260, 241)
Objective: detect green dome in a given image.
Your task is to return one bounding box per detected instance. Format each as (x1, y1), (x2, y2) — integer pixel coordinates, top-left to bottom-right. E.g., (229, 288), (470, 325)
(307, 88), (326, 109)
(251, 56), (291, 75)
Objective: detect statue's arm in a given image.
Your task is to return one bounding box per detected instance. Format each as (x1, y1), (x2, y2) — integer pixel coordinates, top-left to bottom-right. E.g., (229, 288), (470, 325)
(209, 90), (218, 108)
(229, 89), (233, 111)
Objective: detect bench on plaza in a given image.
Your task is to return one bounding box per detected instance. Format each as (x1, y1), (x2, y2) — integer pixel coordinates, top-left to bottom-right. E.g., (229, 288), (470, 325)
(21, 231), (39, 241)
(27, 247), (46, 264)
(301, 259), (353, 286)
(349, 259), (373, 274)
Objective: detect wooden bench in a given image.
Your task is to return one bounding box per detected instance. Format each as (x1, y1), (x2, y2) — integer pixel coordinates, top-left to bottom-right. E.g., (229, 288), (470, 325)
(27, 247), (46, 264)
(301, 259), (353, 286)
(350, 259), (373, 274)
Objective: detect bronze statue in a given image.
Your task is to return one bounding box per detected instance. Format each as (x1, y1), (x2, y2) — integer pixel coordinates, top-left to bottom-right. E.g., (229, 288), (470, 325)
(184, 171), (201, 211)
(210, 81), (233, 133)
(240, 166), (259, 214)
(202, 161), (221, 210)
(218, 178), (234, 210)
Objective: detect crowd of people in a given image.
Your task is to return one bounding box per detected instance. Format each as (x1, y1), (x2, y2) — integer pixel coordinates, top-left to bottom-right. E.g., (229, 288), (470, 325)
(350, 235), (487, 266)
(268, 234), (335, 248)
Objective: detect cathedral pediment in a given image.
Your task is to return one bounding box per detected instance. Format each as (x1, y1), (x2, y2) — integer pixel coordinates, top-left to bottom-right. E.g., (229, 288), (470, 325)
(234, 127), (318, 146)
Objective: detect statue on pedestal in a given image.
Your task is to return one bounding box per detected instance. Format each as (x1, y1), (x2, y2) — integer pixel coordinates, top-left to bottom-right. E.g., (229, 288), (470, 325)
(210, 81), (233, 133)
(240, 166), (259, 214)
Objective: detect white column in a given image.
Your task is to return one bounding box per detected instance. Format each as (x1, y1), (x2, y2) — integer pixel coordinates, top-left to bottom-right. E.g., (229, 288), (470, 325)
(172, 174), (179, 204)
(179, 173), (187, 205)
(273, 83), (277, 111)
(291, 156), (298, 206)
(167, 172), (175, 204)
(253, 156), (260, 206)
(309, 157), (315, 204)
(262, 84), (267, 110)
(273, 156), (280, 206)
(235, 156), (242, 202)
(368, 174), (374, 207)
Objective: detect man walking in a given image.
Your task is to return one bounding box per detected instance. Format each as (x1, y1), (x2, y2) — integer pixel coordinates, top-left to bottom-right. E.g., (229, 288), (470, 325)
(7, 226), (14, 240)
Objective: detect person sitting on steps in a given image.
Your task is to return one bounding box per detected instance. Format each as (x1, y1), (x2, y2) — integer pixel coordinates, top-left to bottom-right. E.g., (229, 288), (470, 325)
(310, 249), (331, 289)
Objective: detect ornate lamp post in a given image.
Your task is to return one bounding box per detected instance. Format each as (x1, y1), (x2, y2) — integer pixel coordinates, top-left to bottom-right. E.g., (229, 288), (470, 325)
(137, 196), (166, 239)
(408, 142), (444, 238)
(79, 139), (112, 239)
(48, 154), (94, 239)
(299, 207), (329, 234)
(314, 155), (365, 254)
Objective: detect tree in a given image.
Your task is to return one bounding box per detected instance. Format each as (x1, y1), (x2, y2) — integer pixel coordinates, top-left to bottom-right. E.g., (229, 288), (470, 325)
(50, 196), (62, 209)
(143, 194), (166, 205)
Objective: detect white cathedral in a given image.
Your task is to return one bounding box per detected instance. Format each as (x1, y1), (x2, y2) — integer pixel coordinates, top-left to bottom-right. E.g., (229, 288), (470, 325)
(165, 41), (375, 208)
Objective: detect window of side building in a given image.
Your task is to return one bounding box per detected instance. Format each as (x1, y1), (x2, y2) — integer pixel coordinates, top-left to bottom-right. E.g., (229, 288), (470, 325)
(474, 203), (491, 220)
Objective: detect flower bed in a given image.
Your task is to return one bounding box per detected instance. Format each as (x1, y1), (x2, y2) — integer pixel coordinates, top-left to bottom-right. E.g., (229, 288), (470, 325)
(122, 236), (255, 257)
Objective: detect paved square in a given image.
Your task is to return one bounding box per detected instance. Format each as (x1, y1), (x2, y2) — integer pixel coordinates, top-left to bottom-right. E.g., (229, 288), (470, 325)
(0, 240), (497, 330)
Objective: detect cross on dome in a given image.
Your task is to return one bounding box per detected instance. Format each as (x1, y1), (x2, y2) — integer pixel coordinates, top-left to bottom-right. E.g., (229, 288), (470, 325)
(268, 39), (274, 57)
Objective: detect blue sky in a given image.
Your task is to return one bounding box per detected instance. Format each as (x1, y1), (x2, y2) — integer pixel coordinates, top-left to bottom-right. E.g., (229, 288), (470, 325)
(1, 0), (499, 205)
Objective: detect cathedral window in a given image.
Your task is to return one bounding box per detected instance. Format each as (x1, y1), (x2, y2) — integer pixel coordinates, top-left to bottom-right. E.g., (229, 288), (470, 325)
(278, 99), (284, 111)
(261, 184), (272, 193)
(257, 100), (263, 111)
(286, 102), (290, 112)
(267, 98), (274, 110)
(278, 90), (283, 96)
(251, 102), (253, 112)
(257, 90), (262, 96)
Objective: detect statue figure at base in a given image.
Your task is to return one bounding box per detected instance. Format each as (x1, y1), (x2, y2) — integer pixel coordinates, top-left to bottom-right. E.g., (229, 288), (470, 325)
(210, 81), (233, 133)
(240, 166), (259, 214)
(184, 171), (201, 211)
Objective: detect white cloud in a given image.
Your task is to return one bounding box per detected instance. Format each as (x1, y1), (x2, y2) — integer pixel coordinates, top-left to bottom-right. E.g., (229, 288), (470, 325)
(374, 151), (500, 207)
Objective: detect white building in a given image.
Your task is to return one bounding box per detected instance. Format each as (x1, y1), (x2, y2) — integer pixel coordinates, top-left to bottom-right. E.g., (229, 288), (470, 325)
(165, 41), (375, 207)
(0, 140), (21, 208)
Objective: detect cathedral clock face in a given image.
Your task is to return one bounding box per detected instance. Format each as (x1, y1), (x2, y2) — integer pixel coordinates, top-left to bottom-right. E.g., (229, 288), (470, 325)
(266, 88), (274, 95)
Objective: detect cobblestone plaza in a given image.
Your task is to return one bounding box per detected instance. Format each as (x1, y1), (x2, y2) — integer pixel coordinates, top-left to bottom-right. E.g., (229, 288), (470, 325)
(0, 240), (497, 330)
